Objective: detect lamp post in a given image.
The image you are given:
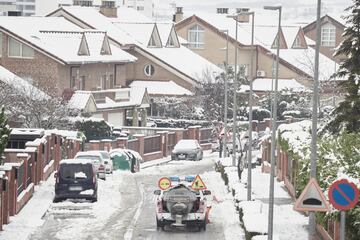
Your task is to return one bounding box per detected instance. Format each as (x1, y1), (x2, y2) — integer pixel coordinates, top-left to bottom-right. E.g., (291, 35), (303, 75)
(309, 0), (322, 239)
(264, 5), (281, 240)
(247, 11), (255, 202)
(220, 29), (230, 158)
(227, 9), (252, 167)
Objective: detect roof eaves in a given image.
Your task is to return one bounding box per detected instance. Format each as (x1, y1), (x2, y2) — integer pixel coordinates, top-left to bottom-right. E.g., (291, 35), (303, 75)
(0, 26), (67, 65)
(134, 46), (200, 86)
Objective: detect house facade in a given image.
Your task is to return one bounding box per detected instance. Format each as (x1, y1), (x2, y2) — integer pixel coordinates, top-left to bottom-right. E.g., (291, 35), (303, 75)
(47, 6), (222, 93)
(303, 15), (345, 63)
(175, 8), (340, 90)
(0, 17), (136, 95)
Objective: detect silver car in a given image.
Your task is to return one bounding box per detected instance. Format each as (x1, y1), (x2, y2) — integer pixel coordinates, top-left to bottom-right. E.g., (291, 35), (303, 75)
(171, 139), (203, 161)
(74, 151), (106, 180)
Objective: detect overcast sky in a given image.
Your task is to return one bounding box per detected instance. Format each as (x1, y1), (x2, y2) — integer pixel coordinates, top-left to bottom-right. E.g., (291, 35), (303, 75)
(154, 0), (352, 23)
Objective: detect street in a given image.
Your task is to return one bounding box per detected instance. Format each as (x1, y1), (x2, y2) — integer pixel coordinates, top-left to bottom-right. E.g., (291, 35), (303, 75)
(27, 152), (242, 240)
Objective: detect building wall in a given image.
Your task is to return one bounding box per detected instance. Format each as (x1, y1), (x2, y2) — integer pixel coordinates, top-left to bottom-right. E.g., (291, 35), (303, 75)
(0, 32), (60, 92)
(176, 19), (304, 81)
(304, 20), (344, 63)
(125, 49), (195, 91)
(0, 32), (129, 95)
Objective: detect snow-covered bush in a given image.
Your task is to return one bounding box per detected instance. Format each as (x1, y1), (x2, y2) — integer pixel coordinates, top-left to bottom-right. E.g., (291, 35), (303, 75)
(278, 120), (360, 239)
(71, 117), (112, 142)
(0, 106), (11, 164)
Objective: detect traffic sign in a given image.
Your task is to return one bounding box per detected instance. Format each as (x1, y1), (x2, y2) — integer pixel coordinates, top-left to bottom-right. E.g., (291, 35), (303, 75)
(158, 177), (171, 190)
(294, 178), (329, 212)
(329, 179), (359, 211)
(191, 175), (207, 190)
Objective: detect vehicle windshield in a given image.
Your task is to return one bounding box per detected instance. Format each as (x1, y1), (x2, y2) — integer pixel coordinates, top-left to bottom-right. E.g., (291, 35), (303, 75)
(59, 164), (92, 180)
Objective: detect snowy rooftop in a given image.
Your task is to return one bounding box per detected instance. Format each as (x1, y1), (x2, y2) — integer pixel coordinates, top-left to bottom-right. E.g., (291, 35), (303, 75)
(129, 80), (193, 96)
(68, 91), (94, 110)
(181, 12), (339, 80)
(11, 128), (45, 136)
(95, 87), (149, 109)
(252, 78), (308, 92)
(51, 6), (223, 82)
(0, 17), (136, 64)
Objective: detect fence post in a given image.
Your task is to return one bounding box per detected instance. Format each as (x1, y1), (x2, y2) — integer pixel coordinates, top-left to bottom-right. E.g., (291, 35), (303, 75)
(158, 131), (168, 157)
(89, 140), (100, 151)
(174, 129), (184, 143)
(188, 126), (201, 142)
(133, 134), (145, 158)
(116, 137), (128, 149)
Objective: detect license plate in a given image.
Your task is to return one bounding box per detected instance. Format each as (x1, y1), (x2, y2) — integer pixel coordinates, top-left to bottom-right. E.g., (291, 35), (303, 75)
(178, 154), (186, 159)
(69, 186), (82, 191)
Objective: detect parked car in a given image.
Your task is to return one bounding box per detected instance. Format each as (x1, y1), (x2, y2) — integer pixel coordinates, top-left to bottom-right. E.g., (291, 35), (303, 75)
(154, 182), (211, 231)
(97, 150), (113, 174)
(171, 139), (203, 161)
(54, 159), (98, 203)
(109, 148), (141, 173)
(74, 151), (106, 180)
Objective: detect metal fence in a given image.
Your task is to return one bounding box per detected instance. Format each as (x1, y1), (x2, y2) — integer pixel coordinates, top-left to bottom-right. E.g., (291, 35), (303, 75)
(127, 139), (139, 152)
(17, 163), (25, 196)
(167, 132), (176, 152)
(200, 128), (212, 143)
(144, 135), (161, 154)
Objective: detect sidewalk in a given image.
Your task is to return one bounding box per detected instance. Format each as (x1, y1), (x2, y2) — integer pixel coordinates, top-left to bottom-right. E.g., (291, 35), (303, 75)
(217, 155), (309, 240)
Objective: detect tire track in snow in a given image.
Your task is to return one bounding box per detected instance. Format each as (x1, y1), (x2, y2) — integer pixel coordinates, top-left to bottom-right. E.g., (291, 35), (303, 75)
(123, 182), (145, 240)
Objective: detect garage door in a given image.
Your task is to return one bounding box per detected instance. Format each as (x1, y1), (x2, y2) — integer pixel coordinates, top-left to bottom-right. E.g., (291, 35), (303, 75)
(108, 112), (124, 127)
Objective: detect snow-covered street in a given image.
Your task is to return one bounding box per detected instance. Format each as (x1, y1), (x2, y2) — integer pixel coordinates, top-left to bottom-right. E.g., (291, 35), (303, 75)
(0, 151), (244, 240)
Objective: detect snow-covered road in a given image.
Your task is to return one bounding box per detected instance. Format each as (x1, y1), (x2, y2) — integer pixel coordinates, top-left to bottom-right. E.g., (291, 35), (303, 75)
(0, 151), (244, 240)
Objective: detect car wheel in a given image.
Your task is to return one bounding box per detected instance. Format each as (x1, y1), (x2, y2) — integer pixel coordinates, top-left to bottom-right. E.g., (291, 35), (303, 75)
(203, 219), (207, 230)
(91, 197), (97, 203)
(156, 217), (164, 230)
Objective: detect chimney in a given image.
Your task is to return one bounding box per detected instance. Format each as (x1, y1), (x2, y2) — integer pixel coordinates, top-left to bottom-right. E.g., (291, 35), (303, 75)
(100, 0), (117, 18)
(216, 8), (229, 14)
(173, 7), (183, 23)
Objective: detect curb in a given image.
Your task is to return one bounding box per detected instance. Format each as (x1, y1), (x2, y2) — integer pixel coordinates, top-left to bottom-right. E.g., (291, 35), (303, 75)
(141, 159), (172, 169)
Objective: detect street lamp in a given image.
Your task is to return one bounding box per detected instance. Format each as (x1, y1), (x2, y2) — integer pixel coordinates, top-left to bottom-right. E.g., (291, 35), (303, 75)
(220, 29), (229, 158)
(227, 8), (252, 167)
(264, 5), (281, 240)
(246, 11), (255, 202)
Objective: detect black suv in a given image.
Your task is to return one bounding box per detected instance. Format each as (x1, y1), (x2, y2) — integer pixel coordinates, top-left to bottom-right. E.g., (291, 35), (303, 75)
(54, 159), (98, 203)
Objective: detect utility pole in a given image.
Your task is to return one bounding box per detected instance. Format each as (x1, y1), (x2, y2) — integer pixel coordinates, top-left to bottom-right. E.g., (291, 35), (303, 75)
(247, 11), (255, 201)
(309, 0), (321, 239)
(264, 5), (281, 240)
(223, 30), (229, 158)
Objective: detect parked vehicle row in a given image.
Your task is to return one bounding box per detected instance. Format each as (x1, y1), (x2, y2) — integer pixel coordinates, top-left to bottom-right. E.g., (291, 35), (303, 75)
(53, 149), (141, 203)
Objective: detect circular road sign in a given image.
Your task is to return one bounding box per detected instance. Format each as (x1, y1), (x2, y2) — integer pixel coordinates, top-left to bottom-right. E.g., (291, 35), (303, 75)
(329, 179), (359, 211)
(158, 177), (171, 190)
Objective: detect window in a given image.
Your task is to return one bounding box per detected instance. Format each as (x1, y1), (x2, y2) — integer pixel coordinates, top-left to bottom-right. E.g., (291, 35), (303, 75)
(321, 25), (336, 47)
(144, 64), (155, 77)
(188, 25), (204, 49)
(137, 6), (144, 11)
(0, 32), (2, 57)
(8, 37), (34, 58)
(109, 74), (114, 89)
(70, 67), (79, 88)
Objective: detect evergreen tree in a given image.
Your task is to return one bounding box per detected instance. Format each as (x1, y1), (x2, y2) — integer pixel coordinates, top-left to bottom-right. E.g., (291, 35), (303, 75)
(327, 0), (360, 133)
(0, 106), (11, 164)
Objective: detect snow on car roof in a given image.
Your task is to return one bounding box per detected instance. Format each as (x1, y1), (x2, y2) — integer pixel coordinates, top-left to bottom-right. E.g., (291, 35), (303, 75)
(75, 151), (102, 157)
(60, 159), (94, 165)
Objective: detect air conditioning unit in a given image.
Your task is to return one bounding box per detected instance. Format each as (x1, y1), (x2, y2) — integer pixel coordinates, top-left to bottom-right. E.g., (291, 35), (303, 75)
(256, 70), (266, 77)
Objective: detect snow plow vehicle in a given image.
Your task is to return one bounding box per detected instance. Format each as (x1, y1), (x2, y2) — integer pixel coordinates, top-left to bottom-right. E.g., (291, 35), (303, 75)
(154, 176), (211, 231)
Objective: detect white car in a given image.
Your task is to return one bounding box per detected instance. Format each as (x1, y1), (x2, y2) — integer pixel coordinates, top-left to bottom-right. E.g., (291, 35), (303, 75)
(74, 151), (106, 180)
(171, 139), (203, 161)
(97, 151), (113, 174)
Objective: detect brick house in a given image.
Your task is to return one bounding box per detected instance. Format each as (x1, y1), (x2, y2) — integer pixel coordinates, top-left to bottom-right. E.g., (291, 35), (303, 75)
(174, 8), (340, 89)
(0, 16), (136, 96)
(47, 6), (223, 93)
(303, 15), (345, 64)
